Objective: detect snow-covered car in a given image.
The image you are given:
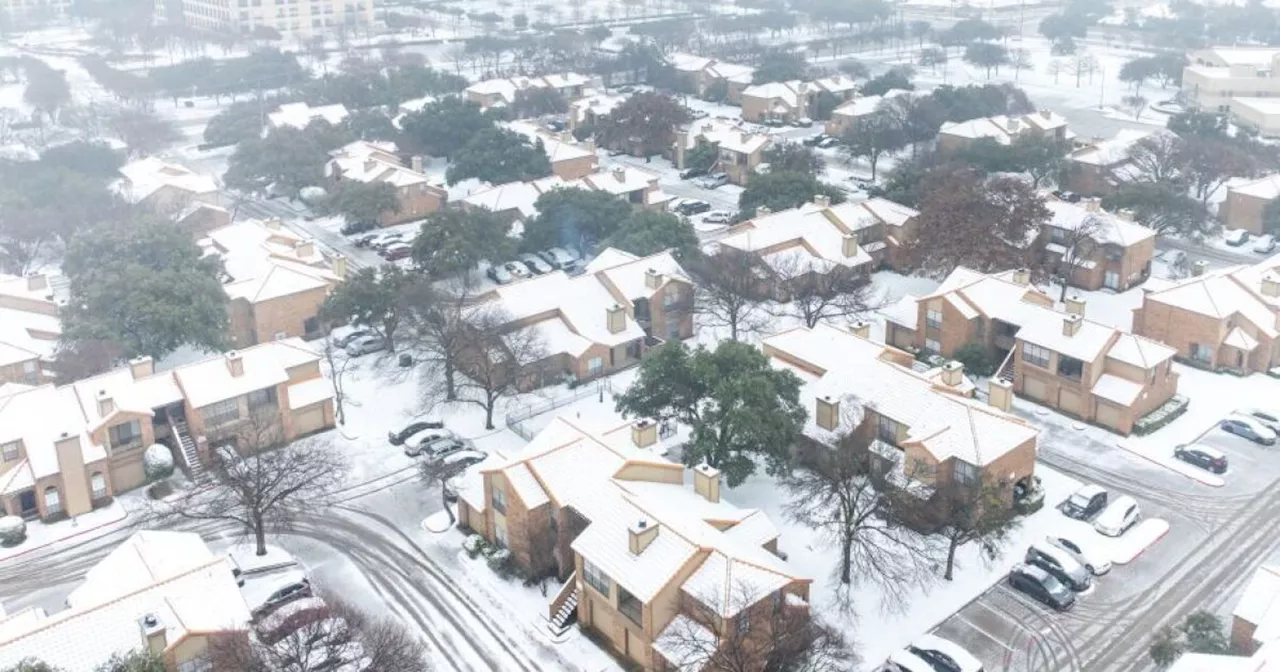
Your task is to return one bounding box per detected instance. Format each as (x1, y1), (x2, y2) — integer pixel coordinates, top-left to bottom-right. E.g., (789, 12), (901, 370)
(380, 242), (413, 261)
(486, 264), (514, 285)
(1008, 564), (1075, 611)
(817, 135), (840, 149)
(405, 431), (456, 457)
(371, 233), (406, 252)
(899, 634), (983, 672)
(249, 571), (313, 619)
(1223, 414), (1279, 445)
(435, 448), (488, 471)
(697, 173), (729, 189)
(1025, 540), (1091, 591)
(345, 335), (386, 357)
(388, 420), (445, 446)
(1240, 408), (1280, 434)
(504, 261), (533, 280)
(538, 247), (578, 270)
(1062, 483), (1108, 520)
(803, 134), (828, 147)
(1174, 444), (1228, 473)
(519, 253), (553, 275)
(795, 117), (813, 127)
(1225, 228), (1251, 246)
(880, 649), (936, 672)
(256, 596), (329, 645)
(702, 210), (734, 225)
(1093, 495), (1140, 537)
(1047, 532), (1112, 575)
(331, 329), (370, 349)
(1253, 234), (1276, 254)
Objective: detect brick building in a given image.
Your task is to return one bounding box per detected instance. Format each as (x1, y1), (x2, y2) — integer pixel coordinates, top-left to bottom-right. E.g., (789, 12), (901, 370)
(824, 89), (910, 137)
(1062, 129), (1159, 197)
(937, 110), (1072, 154)
(669, 53), (756, 103)
(454, 414), (809, 671)
(462, 165), (672, 225)
(1222, 173), (1280, 235)
(325, 140), (447, 227)
(1042, 198), (1156, 292)
(673, 120), (770, 186)
(0, 273), (59, 387)
(116, 157), (222, 215)
(465, 73), (590, 111)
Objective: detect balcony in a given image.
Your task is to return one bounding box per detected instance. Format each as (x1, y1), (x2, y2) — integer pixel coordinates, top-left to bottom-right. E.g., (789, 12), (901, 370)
(618, 587), (643, 626)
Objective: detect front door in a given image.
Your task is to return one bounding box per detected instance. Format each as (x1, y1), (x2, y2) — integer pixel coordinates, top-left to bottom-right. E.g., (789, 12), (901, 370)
(1104, 271), (1120, 290)
(17, 490), (36, 518)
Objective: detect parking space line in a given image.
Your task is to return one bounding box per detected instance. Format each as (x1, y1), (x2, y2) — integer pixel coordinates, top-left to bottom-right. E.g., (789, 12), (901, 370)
(950, 614), (1016, 652)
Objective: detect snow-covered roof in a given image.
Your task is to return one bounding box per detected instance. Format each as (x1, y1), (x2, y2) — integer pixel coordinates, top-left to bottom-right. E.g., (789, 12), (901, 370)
(654, 614), (715, 672)
(1232, 97), (1280, 115)
(116, 157), (218, 203)
(940, 110), (1068, 144)
(326, 140), (429, 188)
(1045, 200), (1157, 248)
(0, 273), (61, 368)
(466, 72), (589, 104)
(670, 52), (715, 73)
(881, 294), (921, 330)
(67, 531), (216, 608)
(832, 89), (910, 119)
(582, 165), (659, 196)
(1238, 565), (1280, 639)
(742, 80), (807, 108)
(708, 61), (755, 83)
(1231, 173), (1280, 201)
(1068, 129), (1156, 167)
(764, 324), (1039, 467)
(1193, 46), (1280, 67)
(506, 121), (596, 164)
(811, 74), (857, 94)
(267, 102), (349, 130)
(476, 248), (690, 356)
(462, 179), (552, 220)
(0, 552), (249, 671)
(464, 165), (663, 221)
(1092, 373), (1144, 405)
(685, 119), (770, 155)
(176, 338), (321, 410)
(1142, 258), (1280, 340)
(1106, 333), (1176, 368)
(201, 219), (341, 304)
(570, 93), (629, 122)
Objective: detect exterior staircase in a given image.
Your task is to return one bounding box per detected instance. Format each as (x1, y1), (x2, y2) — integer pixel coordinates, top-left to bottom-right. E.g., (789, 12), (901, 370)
(170, 419), (205, 482)
(545, 572), (580, 638)
(996, 349), (1017, 384)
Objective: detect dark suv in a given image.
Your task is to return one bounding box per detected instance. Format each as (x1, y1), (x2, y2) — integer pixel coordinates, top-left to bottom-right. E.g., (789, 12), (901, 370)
(1062, 484), (1107, 520)
(388, 420), (445, 446)
(1174, 444), (1228, 473)
(1009, 564), (1076, 611)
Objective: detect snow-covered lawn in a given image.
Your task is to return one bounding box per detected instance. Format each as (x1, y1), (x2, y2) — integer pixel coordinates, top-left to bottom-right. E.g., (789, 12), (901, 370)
(225, 542), (299, 574)
(0, 499), (130, 561)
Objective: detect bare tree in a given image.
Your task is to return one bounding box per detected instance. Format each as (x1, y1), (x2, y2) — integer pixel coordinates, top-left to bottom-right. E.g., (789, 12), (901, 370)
(160, 413), (346, 556)
(910, 476), (1021, 581)
(401, 279), (475, 402)
(209, 597), (427, 672)
(320, 338), (353, 426)
(687, 249), (770, 341)
(780, 399), (944, 613)
(659, 581), (856, 672)
(1046, 215), (1101, 301)
(416, 450), (473, 526)
(1126, 132), (1187, 184)
(444, 303), (547, 430)
(769, 257), (880, 328)
(1072, 53), (1097, 88)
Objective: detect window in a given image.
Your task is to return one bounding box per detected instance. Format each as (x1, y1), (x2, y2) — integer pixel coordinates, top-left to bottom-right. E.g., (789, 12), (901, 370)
(494, 523), (508, 548)
(44, 486), (61, 515)
(924, 338), (941, 353)
(583, 559), (612, 596)
(177, 656), (213, 672)
(91, 472), (107, 500)
(1190, 343), (1213, 363)
(108, 420), (143, 450)
(736, 612), (751, 637)
(1056, 355), (1084, 381)
(21, 360), (37, 384)
(248, 387), (277, 410)
(664, 288), (680, 310)
(877, 415), (901, 445)
(953, 459), (979, 486)
(202, 398), (240, 427)
(491, 486), (506, 514)
(1022, 343), (1051, 369)
(587, 357), (603, 376)
(925, 309), (942, 331)
(1, 441), (18, 463)
(1049, 227), (1067, 243)
(618, 585), (642, 625)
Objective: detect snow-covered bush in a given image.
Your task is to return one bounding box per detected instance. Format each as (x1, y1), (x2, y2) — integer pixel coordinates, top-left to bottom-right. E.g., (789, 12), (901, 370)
(0, 515), (26, 546)
(486, 548), (514, 578)
(463, 533), (488, 559)
(143, 444), (175, 482)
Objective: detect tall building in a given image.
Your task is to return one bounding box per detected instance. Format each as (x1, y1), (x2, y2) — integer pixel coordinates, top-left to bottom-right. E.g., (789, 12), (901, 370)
(0, 0), (70, 26)
(179, 0), (374, 37)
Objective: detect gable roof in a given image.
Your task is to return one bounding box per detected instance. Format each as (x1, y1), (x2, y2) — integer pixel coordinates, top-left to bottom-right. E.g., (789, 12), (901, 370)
(1045, 200), (1157, 248)
(116, 157), (218, 203)
(1232, 173), (1280, 201)
(1141, 258), (1280, 340)
(267, 102), (348, 129)
(940, 110), (1069, 144)
(201, 219), (341, 305)
(1068, 128), (1157, 167)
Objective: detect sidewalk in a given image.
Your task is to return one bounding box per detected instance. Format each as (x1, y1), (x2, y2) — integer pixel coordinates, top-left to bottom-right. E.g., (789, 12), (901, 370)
(0, 499), (132, 562)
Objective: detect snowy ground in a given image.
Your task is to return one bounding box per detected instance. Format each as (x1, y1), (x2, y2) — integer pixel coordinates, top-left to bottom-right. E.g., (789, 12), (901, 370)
(0, 499), (130, 562)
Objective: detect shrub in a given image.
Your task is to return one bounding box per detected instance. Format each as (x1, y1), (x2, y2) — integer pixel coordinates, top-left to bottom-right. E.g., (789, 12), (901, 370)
(143, 443), (175, 482)
(463, 533), (488, 559)
(952, 341), (996, 377)
(486, 548), (517, 579)
(1134, 394), (1189, 436)
(0, 515), (26, 546)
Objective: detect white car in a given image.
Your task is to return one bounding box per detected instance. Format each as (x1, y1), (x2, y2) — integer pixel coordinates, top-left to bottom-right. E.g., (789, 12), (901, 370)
(1225, 228), (1251, 246)
(702, 210), (734, 225)
(345, 335), (386, 357)
(900, 634), (983, 672)
(1047, 533), (1112, 575)
(1094, 495), (1140, 537)
(1240, 408), (1280, 434)
(1254, 234), (1277, 254)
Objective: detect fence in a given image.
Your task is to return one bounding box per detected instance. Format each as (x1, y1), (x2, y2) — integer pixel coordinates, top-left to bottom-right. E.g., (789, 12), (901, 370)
(505, 379), (616, 440)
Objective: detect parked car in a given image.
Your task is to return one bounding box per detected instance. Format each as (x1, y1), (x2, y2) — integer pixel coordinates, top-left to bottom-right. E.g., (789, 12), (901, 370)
(675, 199), (712, 215)
(1094, 495), (1140, 537)
(519, 253), (553, 275)
(250, 572), (313, 619)
(803, 134), (828, 147)
(538, 247), (579, 270)
(697, 172), (729, 189)
(388, 420), (445, 446)
(679, 167), (707, 180)
(1174, 444), (1228, 473)
(345, 335), (386, 357)
(331, 329), (370, 349)
(1051, 189), (1082, 203)
(795, 117), (813, 128)
(1225, 228), (1251, 246)
(900, 634), (983, 672)
(1008, 564), (1076, 611)
(1062, 483), (1108, 520)
(545, 119), (566, 132)
(504, 261), (533, 280)
(405, 431), (456, 457)
(487, 264), (514, 285)
(817, 135), (840, 149)
(1222, 415), (1278, 445)
(703, 210), (734, 225)
(1254, 234), (1277, 254)
(436, 448), (489, 471)
(1047, 533), (1112, 576)
(381, 243), (412, 261)
(256, 596), (329, 645)
(1240, 408), (1280, 434)
(371, 233), (405, 252)
(882, 649), (940, 672)
(1025, 540), (1091, 591)
(353, 233), (380, 248)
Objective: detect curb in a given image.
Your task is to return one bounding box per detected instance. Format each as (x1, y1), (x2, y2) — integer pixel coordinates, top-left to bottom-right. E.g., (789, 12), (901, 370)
(1113, 440), (1225, 487)
(1112, 521), (1172, 565)
(420, 514), (456, 534)
(0, 508), (131, 563)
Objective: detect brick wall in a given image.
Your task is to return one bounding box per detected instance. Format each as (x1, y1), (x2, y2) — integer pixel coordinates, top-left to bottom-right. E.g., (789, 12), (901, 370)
(552, 154), (599, 181)
(380, 183), (446, 227)
(249, 286), (330, 345)
(1222, 190), (1271, 235)
(1133, 299), (1228, 368)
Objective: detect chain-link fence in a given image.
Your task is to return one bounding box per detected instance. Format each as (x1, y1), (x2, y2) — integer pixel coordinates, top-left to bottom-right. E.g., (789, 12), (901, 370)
(505, 379), (615, 440)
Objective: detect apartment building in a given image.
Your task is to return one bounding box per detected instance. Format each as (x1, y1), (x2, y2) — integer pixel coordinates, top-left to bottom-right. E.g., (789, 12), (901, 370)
(265, 102), (349, 131)
(325, 140), (447, 227)
(670, 53), (756, 103)
(1062, 129), (1159, 197)
(762, 323), (1040, 506)
(1132, 254), (1280, 374)
(1227, 97), (1280, 137)
(202, 219), (346, 346)
(507, 121), (599, 181)
(179, 0), (374, 37)
(569, 93), (629, 131)
(1221, 173), (1280, 235)
(714, 196), (920, 290)
(455, 414), (809, 671)
(0, 273), (59, 387)
(464, 73), (591, 110)
(673, 120), (770, 186)
(468, 248), (694, 386)
(116, 157), (222, 215)
(0, 531), (250, 672)
(1183, 47), (1280, 114)
(1042, 198), (1156, 292)
(462, 165), (672, 224)
(824, 89), (910, 137)
(1, 0), (68, 24)
(741, 76), (858, 124)
(937, 110), (1072, 154)
(885, 268), (1180, 435)
(0, 338), (333, 521)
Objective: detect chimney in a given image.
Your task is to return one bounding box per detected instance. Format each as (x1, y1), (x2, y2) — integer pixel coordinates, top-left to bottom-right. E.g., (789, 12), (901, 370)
(612, 165), (626, 182)
(631, 418), (657, 448)
(226, 350), (244, 377)
(841, 233), (859, 258)
(815, 395), (839, 431)
(628, 518), (660, 555)
(1193, 260), (1209, 277)
(26, 273), (47, 292)
(295, 239), (315, 258)
(129, 356), (154, 380)
(559, 131), (573, 143)
(1007, 118), (1020, 132)
(850, 320), (870, 339)
(138, 613), (167, 657)
(606, 304), (626, 334)
(1062, 312), (1083, 337)
(1065, 293), (1086, 316)
(740, 131), (750, 144)
(1012, 268), (1030, 286)
(813, 194), (831, 208)
(1085, 198), (1101, 213)
(1263, 272), (1280, 297)
(96, 389), (114, 418)
(988, 378), (1013, 413)
(1116, 208), (1135, 222)
(331, 254), (348, 279)
(756, 205), (771, 216)
(364, 158), (378, 173)
(694, 463), (721, 503)
(264, 219), (282, 231)
(410, 155), (423, 173)
(585, 138), (596, 152)
(644, 268), (663, 290)
(938, 360), (963, 387)
(1040, 109), (1052, 119)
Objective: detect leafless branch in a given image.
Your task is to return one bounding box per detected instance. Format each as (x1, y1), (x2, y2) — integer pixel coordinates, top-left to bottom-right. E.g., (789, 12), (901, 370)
(686, 248), (772, 341)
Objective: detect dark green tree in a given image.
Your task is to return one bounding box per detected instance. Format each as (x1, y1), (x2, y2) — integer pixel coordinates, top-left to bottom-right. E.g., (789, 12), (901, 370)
(320, 265), (413, 351)
(939, 18), (1001, 49)
(1120, 56), (1159, 94)
(614, 341), (807, 486)
(861, 67), (915, 97)
(812, 91), (842, 121)
(596, 91), (689, 157)
(94, 650), (165, 672)
(1168, 110), (1228, 138)
(400, 97), (493, 158)
(752, 49), (811, 83)
(1102, 183), (1210, 235)
(1149, 610), (1232, 669)
(21, 57), (70, 121)
(38, 141), (123, 177)
(105, 108), (182, 157)
(963, 42), (1010, 79)
(203, 101), (265, 147)
(1038, 13), (1088, 42)
(684, 144), (719, 175)
(343, 108), (399, 141)
(320, 180), (400, 234)
(739, 171), (846, 217)
(62, 216), (228, 360)
(523, 187), (632, 254)
(602, 211), (699, 260)
(445, 128), (552, 185)
(764, 142), (825, 176)
(1, 659), (62, 672)
(509, 87), (569, 118)
(224, 122), (353, 196)
(411, 208), (516, 279)
(951, 341), (996, 375)
(840, 108), (907, 180)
